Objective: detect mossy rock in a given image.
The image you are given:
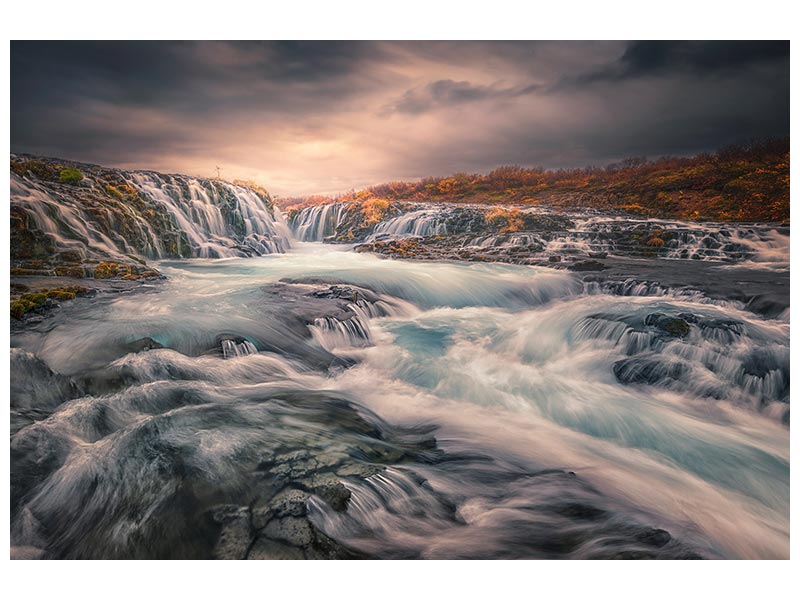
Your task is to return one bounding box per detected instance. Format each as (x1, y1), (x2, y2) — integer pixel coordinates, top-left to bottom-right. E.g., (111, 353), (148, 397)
(11, 298), (36, 320)
(54, 265), (86, 278)
(45, 289), (77, 301)
(645, 313), (692, 337)
(94, 261), (121, 279)
(58, 168), (84, 185)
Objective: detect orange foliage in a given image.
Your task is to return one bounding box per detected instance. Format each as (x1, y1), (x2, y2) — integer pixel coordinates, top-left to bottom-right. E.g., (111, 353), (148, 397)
(280, 138), (789, 222)
(486, 207), (525, 232)
(361, 198), (391, 225)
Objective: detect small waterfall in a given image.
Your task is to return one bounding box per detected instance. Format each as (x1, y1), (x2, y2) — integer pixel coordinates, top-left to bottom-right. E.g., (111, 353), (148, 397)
(310, 314), (372, 350)
(570, 308), (790, 412)
(308, 296), (404, 351)
(367, 210), (448, 241)
(290, 203), (353, 242)
(220, 338), (258, 358)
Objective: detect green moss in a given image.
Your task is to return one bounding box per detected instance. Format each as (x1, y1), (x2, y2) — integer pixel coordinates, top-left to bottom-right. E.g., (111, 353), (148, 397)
(59, 168), (84, 184)
(45, 289), (77, 301)
(23, 292), (49, 307)
(662, 318), (691, 337)
(10, 286), (86, 319)
(10, 298), (35, 319)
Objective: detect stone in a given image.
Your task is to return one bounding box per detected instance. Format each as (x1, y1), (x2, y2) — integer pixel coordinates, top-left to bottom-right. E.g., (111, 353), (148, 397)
(248, 537), (304, 560)
(263, 517), (315, 547)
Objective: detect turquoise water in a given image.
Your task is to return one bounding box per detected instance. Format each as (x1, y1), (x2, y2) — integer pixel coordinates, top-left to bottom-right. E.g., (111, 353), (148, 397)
(11, 243), (790, 558)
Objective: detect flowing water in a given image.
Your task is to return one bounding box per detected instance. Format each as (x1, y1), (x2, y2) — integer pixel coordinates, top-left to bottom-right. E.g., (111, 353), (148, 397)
(10, 196), (790, 559)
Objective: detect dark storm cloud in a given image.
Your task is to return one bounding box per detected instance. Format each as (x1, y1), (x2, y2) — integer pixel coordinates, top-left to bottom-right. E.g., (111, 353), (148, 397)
(569, 40), (790, 84)
(10, 41), (789, 196)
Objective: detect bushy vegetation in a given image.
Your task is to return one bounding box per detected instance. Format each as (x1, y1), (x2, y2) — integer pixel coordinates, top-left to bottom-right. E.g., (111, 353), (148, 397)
(485, 207), (525, 232)
(360, 198), (391, 225)
(280, 138), (789, 222)
(59, 168), (84, 184)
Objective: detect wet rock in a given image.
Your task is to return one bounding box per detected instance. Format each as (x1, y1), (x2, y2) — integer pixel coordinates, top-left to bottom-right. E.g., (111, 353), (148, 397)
(568, 259), (609, 272)
(645, 313), (691, 337)
(269, 488), (310, 518)
(126, 337), (164, 353)
(635, 527), (672, 548)
(263, 517), (315, 547)
(299, 473), (351, 512)
(247, 537), (304, 560)
(336, 462), (384, 479)
(551, 502), (608, 521)
(613, 356), (687, 385)
(211, 505), (253, 560)
(10, 348), (81, 410)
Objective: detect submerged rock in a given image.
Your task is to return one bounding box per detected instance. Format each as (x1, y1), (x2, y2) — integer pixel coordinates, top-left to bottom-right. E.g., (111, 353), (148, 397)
(645, 313), (692, 337)
(10, 349), (81, 411)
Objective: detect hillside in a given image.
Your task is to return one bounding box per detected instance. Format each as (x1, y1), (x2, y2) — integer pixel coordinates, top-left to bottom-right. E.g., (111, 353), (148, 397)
(279, 138), (789, 223)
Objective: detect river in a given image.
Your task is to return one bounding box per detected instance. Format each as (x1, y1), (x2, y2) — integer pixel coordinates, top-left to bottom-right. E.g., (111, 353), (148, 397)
(10, 238), (789, 559)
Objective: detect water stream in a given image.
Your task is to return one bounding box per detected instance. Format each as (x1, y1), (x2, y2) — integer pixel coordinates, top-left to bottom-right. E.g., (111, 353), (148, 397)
(10, 238), (789, 559)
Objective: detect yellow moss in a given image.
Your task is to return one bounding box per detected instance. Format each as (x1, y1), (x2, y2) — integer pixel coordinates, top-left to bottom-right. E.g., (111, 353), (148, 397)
(94, 261), (120, 279)
(45, 289), (77, 301)
(55, 265), (85, 278)
(11, 268), (45, 276)
(646, 237), (665, 247)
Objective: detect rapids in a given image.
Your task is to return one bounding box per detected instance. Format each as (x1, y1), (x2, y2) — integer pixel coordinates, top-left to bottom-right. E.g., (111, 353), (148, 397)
(10, 239), (789, 559)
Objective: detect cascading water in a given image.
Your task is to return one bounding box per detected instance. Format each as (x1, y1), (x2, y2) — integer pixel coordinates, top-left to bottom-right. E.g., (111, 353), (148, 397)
(366, 209), (448, 240)
(10, 240), (789, 559)
(9, 166), (791, 562)
(127, 172), (293, 258)
(11, 169), (292, 262)
(288, 202), (789, 270)
(289, 202), (353, 242)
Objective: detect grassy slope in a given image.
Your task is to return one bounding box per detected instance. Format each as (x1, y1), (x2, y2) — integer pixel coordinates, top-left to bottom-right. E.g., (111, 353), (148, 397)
(279, 138), (789, 223)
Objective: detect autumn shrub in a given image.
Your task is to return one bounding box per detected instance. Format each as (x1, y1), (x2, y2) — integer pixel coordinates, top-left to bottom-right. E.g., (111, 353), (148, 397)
(279, 137), (788, 222)
(361, 198), (391, 225)
(485, 208), (525, 232)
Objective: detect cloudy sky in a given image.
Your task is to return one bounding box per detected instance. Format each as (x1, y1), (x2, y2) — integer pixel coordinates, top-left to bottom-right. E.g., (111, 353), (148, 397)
(11, 41), (789, 196)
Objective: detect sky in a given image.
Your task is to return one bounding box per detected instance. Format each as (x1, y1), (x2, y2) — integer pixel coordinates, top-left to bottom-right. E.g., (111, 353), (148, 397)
(10, 41), (790, 197)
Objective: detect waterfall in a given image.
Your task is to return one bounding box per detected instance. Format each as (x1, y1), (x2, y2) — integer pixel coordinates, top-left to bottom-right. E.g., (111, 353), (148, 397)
(220, 338), (258, 358)
(127, 172), (292, 258)
(290, 202), (353, 242)
(10, 168), (292, 261)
